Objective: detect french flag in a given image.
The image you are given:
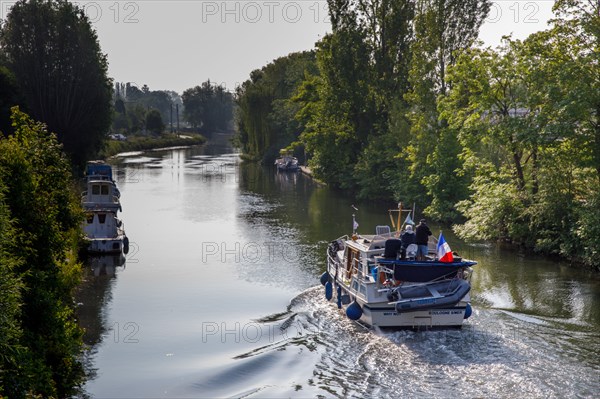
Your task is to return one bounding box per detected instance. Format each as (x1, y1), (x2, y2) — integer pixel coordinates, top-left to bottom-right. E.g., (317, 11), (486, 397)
(437, 233), (454, 263)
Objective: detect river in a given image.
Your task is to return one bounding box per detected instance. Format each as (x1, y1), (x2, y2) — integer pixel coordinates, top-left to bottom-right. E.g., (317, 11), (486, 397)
(77, 137), (600, 398)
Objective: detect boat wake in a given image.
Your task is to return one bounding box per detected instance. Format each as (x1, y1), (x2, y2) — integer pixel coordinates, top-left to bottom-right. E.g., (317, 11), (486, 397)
(189, 286), (599, 398)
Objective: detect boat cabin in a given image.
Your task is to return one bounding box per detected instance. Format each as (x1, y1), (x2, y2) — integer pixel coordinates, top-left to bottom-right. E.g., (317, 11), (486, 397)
(334, 235), (385, 284)
(86, 160), (113, 181)
(83, 210), (122, 239)
(82, 179), (121, 211)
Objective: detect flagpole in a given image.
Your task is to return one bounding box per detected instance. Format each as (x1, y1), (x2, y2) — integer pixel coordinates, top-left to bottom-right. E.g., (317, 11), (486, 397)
(396, 202), (402, 236)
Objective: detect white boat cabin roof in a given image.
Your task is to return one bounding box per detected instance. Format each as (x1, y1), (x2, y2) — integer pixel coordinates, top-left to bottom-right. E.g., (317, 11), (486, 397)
(343, 234), (388, 255)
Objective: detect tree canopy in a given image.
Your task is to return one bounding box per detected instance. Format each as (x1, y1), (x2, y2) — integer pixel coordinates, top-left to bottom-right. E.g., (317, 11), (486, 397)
(0, 0), (113, 167)
(235, 0), (600, 268)
(183, 80), (234, 135)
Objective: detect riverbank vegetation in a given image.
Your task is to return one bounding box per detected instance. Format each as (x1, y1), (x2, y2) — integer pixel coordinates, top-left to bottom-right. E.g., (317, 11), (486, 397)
(236, 0), (600, 269)
(0, 108), (85, 397)
(100, 133), (206, 158)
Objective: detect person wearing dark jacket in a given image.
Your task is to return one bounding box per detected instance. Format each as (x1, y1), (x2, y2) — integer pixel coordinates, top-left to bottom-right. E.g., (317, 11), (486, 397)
(400, 225), (416, 259)
(415, 219), (432, 260)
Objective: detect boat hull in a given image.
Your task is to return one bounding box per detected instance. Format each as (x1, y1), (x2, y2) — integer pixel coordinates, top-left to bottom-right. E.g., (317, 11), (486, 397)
(331, 284), (470, 328)
(361, 301), (469, 328)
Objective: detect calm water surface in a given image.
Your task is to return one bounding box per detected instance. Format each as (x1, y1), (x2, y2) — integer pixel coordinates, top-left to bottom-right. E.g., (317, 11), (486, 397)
(78, 137), (600, 398)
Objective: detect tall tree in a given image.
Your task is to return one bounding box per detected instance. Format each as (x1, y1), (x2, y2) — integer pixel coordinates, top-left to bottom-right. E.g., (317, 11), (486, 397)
(236, 52), (316, 162)
(0, 0), (113, 167)
(401, 0), (490, 216)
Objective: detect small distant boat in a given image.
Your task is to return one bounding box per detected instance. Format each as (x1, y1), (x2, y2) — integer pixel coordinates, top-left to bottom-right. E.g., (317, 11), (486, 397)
(321, 205), (476, 329)
(83, 209), (129, 254)
(274, 151), (299, 172)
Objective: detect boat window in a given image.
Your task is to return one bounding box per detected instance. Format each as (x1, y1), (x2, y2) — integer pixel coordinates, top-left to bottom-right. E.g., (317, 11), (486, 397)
(352, 280), (359, 291)
(92, 185), (100, 195)
(86, 213), (94, 224)
(98, 214), (106, 224)
(359, 284), (367, 296)
(101, 184), (109, 195)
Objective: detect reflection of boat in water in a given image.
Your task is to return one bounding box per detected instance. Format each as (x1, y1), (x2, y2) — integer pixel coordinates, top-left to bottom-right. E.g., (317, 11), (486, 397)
(275, 168), (299, 185)
(322, 206), (475, 329)
(274, 151), (299, 172)
(89, 253), (126, 277)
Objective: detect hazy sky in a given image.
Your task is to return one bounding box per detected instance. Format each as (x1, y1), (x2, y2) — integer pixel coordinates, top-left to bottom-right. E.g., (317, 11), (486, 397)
(5, 1), (554, 94)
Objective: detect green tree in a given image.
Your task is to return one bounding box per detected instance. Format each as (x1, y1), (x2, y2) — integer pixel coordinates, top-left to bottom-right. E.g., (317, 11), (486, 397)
(184, 80), (234, 134)
(236, 51), (316, 162)
(297, 28), (372, 189)
(145, 109), (165, 135)
(0, 0), (113, 167)
(401, 0), (490, 216)
(441, 42), (544, 244)
(0, 107), (84, 397)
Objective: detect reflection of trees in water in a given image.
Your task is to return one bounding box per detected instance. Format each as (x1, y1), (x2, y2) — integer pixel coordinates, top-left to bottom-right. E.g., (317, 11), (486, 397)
(471, 245), (600, 327)
(76, 254), (126, 347)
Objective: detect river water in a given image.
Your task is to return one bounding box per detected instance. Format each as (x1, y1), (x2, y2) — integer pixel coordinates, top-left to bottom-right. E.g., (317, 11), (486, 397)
(77, 137), (600, 398)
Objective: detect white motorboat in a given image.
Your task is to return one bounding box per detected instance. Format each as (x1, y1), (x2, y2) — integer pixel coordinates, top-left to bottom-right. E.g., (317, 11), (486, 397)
(322, 210), (476, 329)
(274, 153), (299, 172)
(83, 209), (129, 254)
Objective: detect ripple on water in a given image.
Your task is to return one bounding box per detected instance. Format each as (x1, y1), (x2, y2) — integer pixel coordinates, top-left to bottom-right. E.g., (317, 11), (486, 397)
(184, 286), (600, 398)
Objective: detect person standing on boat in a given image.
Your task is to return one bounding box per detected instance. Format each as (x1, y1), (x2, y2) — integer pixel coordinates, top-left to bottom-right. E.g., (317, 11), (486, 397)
(415, 219), (432, 260)
(400, 225), (416, 260)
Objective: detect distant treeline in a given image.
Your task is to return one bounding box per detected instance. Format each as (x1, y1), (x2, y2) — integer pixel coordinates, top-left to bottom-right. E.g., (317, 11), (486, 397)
(112, 80), (234, 137)
(236, 0), (600, 269)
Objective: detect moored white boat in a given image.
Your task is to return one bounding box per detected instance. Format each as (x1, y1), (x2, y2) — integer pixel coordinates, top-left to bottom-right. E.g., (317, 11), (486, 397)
(81, 161), (128, 255)
(274, 153), (299, 172)
(83, 209), (129, 254)
(322, 209), (475, 329)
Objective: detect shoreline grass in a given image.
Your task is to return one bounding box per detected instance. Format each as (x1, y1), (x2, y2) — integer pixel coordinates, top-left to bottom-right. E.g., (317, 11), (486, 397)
(99, 133), (206, 158)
